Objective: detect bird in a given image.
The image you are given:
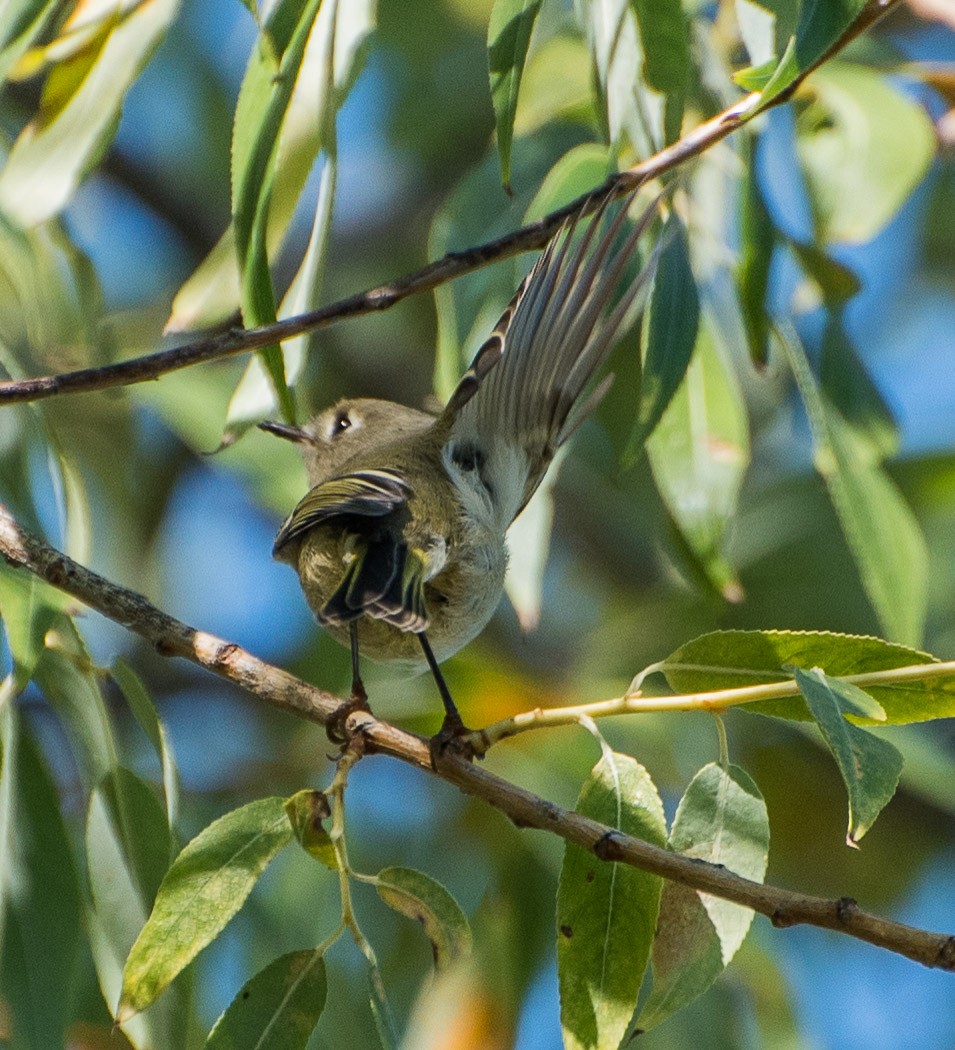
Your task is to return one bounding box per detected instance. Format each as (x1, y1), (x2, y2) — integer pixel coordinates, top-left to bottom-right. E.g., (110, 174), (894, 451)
(260, 192), (662, 750)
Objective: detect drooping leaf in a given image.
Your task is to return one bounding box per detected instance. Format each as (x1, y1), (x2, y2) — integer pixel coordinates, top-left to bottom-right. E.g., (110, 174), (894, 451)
(119, 797), (293, 1019)
(112, 658), (181, 829)
(655, 629), (954, 725)
(487, 0), (542, 191)
(736, 144), (776, 366)
(625, 211), (699, 462)
(0, 717), (81, 1050)
(793, 667), (904, 844)
(781, 326), (928, 647)
(206, 950), (327, 1050)
(284, 788), (337, 870)
(631, 0), (689, 141)
(0, 561), (63, 689)
(646, 317), (749, 600)
(0, 0), (180, 227)
(368, 964), (400, 1050)
(557, 751), (666, 1050)
(87, 766), (185, 1050)
(638, 763), (769, 1030)
(794, 63), (935, 244)
(375, 866), (472, 970)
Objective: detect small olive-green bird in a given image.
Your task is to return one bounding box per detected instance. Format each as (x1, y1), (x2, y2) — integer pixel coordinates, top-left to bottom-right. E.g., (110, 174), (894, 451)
(261, 195), (660, 740)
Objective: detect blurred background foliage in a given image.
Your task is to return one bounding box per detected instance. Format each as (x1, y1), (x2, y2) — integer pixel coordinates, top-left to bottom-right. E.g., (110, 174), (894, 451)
(1, 0), (955, 1046)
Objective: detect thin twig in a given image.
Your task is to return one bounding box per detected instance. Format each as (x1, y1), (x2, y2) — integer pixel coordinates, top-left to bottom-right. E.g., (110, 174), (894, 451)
(0, 0), (900, 408)
(1, 501), (952, 971)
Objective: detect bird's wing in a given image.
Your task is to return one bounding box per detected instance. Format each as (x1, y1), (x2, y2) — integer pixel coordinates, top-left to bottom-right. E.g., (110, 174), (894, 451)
(273, 468), (430, 633)
(443, 193), (662, 525)
(272, 468), (411, 554)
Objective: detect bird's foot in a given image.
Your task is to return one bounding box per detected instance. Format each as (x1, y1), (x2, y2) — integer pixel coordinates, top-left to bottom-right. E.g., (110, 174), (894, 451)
(327, 678), (372, 747)
(428, 711), (478, 768)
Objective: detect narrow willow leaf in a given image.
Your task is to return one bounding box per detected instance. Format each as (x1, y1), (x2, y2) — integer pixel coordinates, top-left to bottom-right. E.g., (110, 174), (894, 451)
(819, 317), (898, 461)
(657, 629), (953, 725)
(488, 0), (542, 191)
(557, 751), (666, 1050)
(375, 866), (471, 970)
(757, 0), (866, 106)
(112, 658), (181, 829)
(782, 327), (928, 647)
(35, 644), (117, 787)
(0, 0), (180, 226)
(646, 318), (749, 600)
(284, 789), (337, 869)
(522, 142), (610, 223)
(638, 763), (769, 1031)
(87, 767), (184, 1050)
(795, 63), (935, 244)
(586, 0), (648, 149)
(0, 561), (62, 689)
(631, 0), (689, 140)
(368, 965), (400, 1050)
(736, 144), (775, 366)
(625, 212), (699, 463)
(206, 950), (327, 1050)
(0, 721), (81, 1050)
(513, 34), (593, 136)
(119, 797), (293, 1019)
(231, 0), (324, 424)
(794, 667), (903, 844)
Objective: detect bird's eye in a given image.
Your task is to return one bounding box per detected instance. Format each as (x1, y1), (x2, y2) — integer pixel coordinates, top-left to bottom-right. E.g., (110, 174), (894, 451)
(331, 411), (351, 437)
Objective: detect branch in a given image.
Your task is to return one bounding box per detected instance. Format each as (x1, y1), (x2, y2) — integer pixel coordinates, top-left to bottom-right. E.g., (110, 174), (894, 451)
(1, 502), (952, 971)
(0, 0), (900, 408)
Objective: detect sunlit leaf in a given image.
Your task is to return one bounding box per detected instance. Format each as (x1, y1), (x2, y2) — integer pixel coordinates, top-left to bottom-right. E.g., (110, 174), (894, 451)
(0, 0), (180, 227)
(119, 797), (293, 1019)
(284, 788), (337, 869)
(523, 142), (611, 223)
(375, 866), (471, 970)
(793, 667), (903, 844)
(781, 326), (928, 647)
(631, 0), (689, 141)
(0, 562), (63, 689)
(206, 950), (327, 1050)
(646, 318), (749, 600)
(638, 763), (769, 1030)
(656, 629), (954, 725)
(794, 63), (935, 244)
(557, 751), (666, 1050)
(488, 0), (542, 191)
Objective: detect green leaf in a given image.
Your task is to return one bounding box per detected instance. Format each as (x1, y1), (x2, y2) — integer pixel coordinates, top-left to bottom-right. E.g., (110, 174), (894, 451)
(585, 0), (647, 150)
(488, 0), (542, 192)
(368, 964), (400, 1050)
(631, 0), (689, 141)
(0, 716), (81, 1050)
(112, 658), (181, 829)
(0, 561), (63, 689)
(781, 326), (928, 647)
(793, 667), (904, 844)
(284, 789), (337, 869)
(646, 317), (749, 601)
(638, 763), (769, 1030)
(35, 642), (118, 787)
(625, 212), (699, 463)
(0, 0), (180, 227)
(375, 866), (472, 970)
(557, 751), (666, 1050)
(819, 318), (898, 462)
(656, 629), (954, 725)
(795, 63), (936, 244)
(206, 950), (327, 1050)
(757, 0), (866, 106)
(736, 147), (776, 366)
(119, 797), (294, 1019)
(789, 240), (860, 307)
(512, 33), (594, 137)
(87, 767), (185, 1050)
(523, 142), (611, 224)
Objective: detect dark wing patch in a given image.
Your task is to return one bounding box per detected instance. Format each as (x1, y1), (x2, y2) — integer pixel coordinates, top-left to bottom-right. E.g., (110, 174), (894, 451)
(272, 469), (411, 555)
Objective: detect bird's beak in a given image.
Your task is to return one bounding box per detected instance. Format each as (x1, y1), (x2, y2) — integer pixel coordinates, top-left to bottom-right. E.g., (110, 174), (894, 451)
(258, 420), (315, 445)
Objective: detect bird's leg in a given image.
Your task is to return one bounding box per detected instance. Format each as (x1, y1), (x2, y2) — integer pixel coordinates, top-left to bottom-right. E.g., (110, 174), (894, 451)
(327, 622), (371, 745)
(418, 632), (475, 763)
